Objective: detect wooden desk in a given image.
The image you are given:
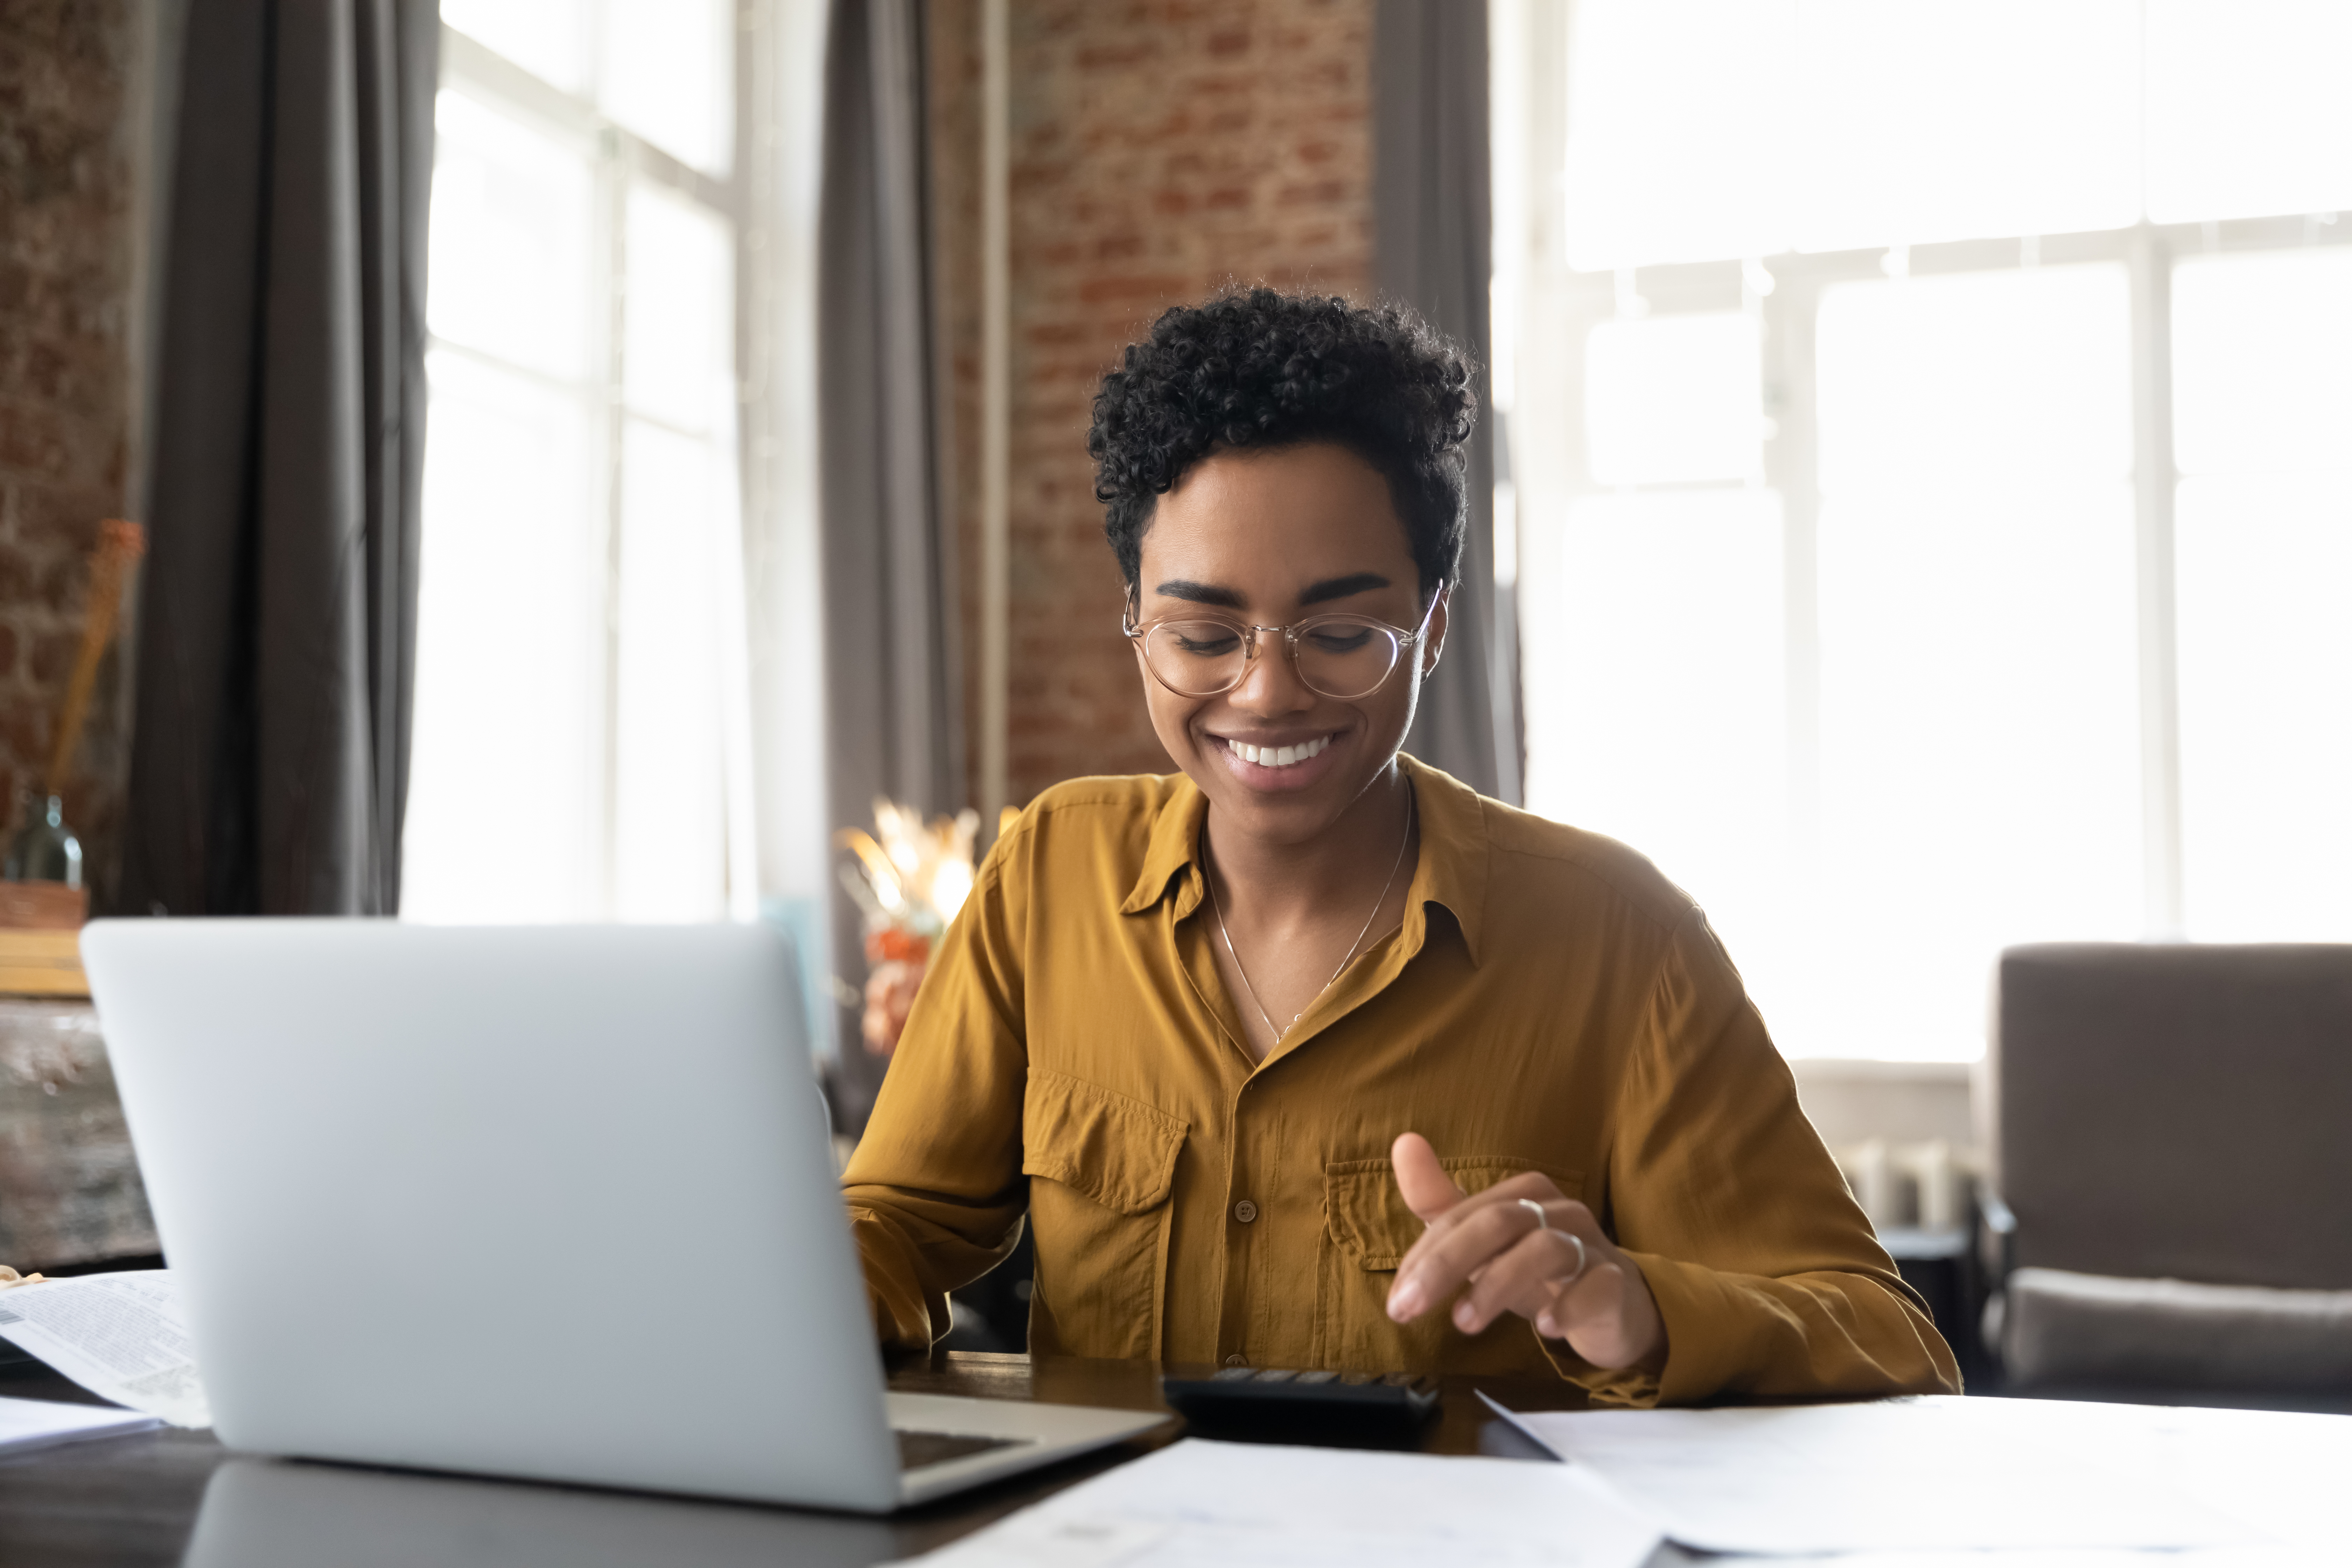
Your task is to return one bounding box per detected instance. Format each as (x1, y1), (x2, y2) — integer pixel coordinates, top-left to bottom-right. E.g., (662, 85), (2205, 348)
(0, 1351), (1594, 1567)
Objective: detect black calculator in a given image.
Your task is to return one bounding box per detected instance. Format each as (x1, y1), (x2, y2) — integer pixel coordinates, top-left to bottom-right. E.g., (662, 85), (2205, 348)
(1160, 1366), (1441, 1436)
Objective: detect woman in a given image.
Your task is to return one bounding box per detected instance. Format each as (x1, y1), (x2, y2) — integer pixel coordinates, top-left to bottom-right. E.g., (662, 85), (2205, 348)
(842, 289), (1957, 1405)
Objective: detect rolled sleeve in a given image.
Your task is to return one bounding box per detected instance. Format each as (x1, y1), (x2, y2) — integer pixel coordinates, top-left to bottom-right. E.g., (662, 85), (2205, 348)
(839, 831), (1035, 1351)
(1544, 910), (1961, 1406)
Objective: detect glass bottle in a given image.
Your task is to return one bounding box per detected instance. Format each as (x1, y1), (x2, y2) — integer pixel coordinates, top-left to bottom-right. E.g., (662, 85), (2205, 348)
(5, 794), (83, 889)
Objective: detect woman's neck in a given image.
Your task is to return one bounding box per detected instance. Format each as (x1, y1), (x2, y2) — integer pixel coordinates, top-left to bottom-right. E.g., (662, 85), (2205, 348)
(1202, 763), (1416, 931)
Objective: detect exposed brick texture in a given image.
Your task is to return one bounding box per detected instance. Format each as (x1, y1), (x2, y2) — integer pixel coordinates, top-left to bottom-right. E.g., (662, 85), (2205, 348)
(932, 0), (1374, 808)
(0, 0), (141, 897)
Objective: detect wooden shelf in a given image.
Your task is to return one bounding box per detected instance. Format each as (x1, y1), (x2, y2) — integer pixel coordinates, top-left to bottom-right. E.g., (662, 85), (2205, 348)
(0, 928), (86, 998)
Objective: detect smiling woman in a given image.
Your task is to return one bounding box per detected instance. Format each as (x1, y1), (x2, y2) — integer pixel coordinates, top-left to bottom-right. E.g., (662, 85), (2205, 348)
(1118, 443), (1439, 1052)
(839, 289), (1958, 1405)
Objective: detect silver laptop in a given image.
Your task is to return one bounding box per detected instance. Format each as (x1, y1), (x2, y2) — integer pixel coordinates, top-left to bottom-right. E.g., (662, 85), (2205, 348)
(82, 919), (1166, 1512)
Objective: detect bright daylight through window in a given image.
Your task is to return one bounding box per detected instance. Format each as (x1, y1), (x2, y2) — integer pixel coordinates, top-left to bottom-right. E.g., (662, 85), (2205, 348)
(1497, 0), (2352, 1060)
(405, 0), (756, 925)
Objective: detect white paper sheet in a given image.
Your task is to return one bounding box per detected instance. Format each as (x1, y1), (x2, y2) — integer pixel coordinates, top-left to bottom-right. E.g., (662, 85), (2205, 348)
(1718, 1553), (2296, 1568)
(1485, 1393), (2308, 1556)
(0, 1272), (212, 1428)
(0, 1395), (159, 1456)
(902, 1437), (1663, 1568)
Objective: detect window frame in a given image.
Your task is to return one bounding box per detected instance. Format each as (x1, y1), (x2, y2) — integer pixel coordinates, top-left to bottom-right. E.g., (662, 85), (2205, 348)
(1497, 0), (2352, 1053)
(426, 13), (764, 920)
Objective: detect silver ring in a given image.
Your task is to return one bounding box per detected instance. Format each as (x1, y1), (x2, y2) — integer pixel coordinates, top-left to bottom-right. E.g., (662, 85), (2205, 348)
(1518, 1198), (1587, 1283)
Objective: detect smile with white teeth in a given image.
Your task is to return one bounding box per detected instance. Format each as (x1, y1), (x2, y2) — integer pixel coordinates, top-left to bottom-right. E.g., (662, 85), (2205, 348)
(1228, 735), (1331, 769)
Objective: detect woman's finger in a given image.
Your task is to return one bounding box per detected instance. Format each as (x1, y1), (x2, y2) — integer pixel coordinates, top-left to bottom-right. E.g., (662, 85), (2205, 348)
(1388, 1133), (1466, 1223)
(1445, 1200), (1604, 1330)
(1390, 1170), (1563, 1278)
(1387, 1191), (1577, 1322)
(1448, 1225), (1591, 1335)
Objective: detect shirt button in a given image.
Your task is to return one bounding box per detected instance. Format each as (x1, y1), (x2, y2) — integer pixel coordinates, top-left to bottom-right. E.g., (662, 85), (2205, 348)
(1224, 1353), (1248, 1367)
(1233, 1199), (1259, 1223)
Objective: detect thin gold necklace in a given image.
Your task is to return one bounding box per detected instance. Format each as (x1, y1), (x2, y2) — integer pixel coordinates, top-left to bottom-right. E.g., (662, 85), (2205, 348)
(1205, 790), (1416, 1046)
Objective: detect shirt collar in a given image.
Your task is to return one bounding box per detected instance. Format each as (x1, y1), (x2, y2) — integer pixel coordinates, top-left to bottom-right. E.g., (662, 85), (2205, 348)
(1396, 753), (1490, 967)
(1117, 754), (1490, 967)
(1121, 775), (1211, 918)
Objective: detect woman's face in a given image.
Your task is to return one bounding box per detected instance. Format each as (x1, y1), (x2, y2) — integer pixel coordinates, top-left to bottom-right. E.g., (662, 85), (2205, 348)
(1130, 441), (1444, 847)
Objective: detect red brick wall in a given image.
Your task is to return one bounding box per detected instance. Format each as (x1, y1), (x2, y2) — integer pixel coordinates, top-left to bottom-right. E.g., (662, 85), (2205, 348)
(933, 0), (1375, 807)
(0, 0), (142, 898)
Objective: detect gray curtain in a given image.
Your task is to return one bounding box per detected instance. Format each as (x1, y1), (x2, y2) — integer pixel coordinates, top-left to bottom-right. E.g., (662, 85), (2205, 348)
(817, 0), (962, 1110)
(120, 0), (437, 917)
(1374, 0), (1522, 805)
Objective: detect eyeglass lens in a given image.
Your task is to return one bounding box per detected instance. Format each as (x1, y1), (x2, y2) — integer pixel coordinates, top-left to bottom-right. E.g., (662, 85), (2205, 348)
(1143, 619), (1403, 699)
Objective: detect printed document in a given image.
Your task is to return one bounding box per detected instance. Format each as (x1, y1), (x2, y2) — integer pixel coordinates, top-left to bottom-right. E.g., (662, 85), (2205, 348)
(0, 1271), (212, 1428)
(901, 1436), (1662, 1568)
(1486, 1393), (2286, 1555)
(0, 1395), (158, 1456)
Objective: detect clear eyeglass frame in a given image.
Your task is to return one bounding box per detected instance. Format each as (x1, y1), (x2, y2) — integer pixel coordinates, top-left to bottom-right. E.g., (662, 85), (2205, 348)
(1120, 581), (1446, 701)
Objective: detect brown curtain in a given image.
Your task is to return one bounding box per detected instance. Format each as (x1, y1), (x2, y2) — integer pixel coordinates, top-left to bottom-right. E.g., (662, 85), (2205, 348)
(1374, 0), (1522, 805)
(120, 0), (437, 916)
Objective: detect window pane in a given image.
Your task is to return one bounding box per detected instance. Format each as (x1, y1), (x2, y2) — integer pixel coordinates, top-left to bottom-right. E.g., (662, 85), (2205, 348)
(1520, 491), (1793, 1023)
(2175, 479), (2352, 939)
(601, 0), (734, 176)
(441, 0), (591, 93)
(1819, 266), (2133, 495)
(623, 181), (735, 435)
(1560, 0), (2139, 270)
(2173, 248), (2352, 478)
(1810, 265), (2140, 1059)
(2173, 245), (2352, 939)
(428, 89), (595, 381)
(1791, 0), (2140, 252)
(2147, 0), (2352, 225)
(1561, 0), (1792, 270)
(406, 352), (607, 923)
(1585, 313), (1761, 486)
(613, 419), (735, 922)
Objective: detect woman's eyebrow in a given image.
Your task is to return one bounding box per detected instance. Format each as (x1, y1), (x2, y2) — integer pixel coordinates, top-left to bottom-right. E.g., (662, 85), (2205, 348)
(1153, 573), (1392, 610)
(1153, 579), (1246, 608)
(1297, 572), (1391, 606)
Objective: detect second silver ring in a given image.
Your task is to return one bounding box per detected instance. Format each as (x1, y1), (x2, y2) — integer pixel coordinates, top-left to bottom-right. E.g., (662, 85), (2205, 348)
(1517, 1196), (1587, 1283)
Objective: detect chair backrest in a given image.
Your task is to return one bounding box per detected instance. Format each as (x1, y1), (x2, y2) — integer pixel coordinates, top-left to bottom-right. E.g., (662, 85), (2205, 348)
(1990, 943), (2352, 1292)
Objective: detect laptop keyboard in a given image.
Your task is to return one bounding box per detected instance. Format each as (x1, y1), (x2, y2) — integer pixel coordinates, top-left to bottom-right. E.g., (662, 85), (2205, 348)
(895, 1428), (1029, 1471)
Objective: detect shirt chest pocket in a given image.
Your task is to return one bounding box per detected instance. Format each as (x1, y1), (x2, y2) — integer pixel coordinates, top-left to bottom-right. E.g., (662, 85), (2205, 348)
(1021, 1070), (1187, 1359)
(1317, 1155), (1583, 1372)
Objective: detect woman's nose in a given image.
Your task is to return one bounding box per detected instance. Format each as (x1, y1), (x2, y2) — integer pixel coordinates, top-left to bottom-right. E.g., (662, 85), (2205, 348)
(1229, 634), (1313, 714)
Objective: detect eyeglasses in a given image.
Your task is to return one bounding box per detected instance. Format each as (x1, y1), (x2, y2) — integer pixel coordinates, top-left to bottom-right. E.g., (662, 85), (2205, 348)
(1121, 583), (1445, 701)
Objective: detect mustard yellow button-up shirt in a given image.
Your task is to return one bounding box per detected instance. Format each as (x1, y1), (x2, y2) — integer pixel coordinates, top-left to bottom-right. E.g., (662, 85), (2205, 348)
(842, 757), (1959, 1405)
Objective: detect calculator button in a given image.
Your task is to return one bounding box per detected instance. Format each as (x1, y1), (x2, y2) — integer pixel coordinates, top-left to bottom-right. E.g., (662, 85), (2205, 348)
(1212, 1367), (1254, 1381)
(1295, 1370), (1337, 1384)
(1253, 1369), (1296, 1383)
(1340, 1371), (1377, 1385)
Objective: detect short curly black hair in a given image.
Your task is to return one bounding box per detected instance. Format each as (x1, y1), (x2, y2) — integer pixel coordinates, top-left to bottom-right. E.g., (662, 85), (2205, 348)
(1087, 288), (1476, 604)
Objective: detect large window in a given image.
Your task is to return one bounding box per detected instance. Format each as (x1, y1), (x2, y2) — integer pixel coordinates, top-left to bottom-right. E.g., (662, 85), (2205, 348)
(1495, 0), (2352, 1059)
(406, 0), (757, 924)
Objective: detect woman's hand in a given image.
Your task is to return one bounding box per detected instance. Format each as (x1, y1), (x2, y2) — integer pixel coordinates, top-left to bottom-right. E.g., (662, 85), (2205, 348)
(1384, 1132), (1668, 1374)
